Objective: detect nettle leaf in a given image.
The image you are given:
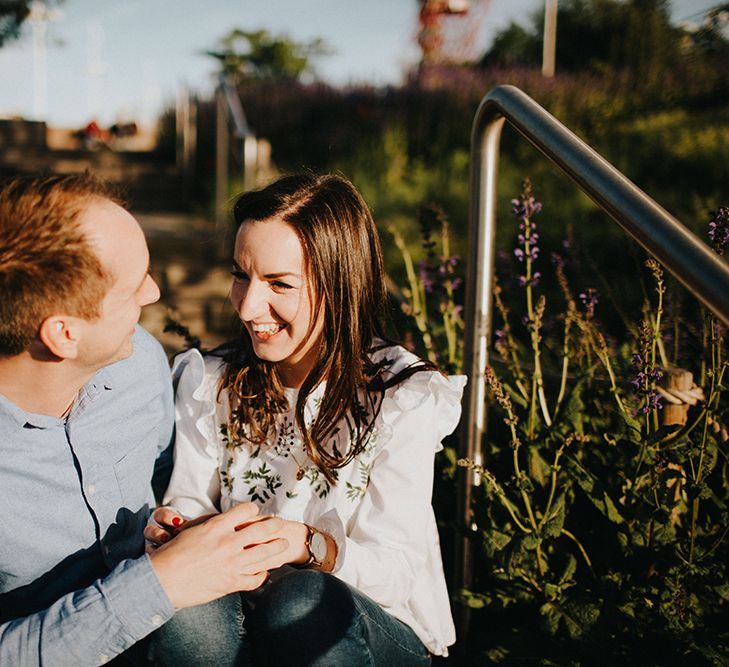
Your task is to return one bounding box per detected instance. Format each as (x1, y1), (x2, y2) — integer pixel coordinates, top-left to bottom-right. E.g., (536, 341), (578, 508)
(563, 378), (586, 431)
(702, 438), (719, 477)
(460, 589), (489, 609)
(528, 446), (551, 486)
(622, 412), (643, 435)
(482, 528), (512, 556)
(646, 423), (682, 445)
(714, 582), (729, 602)
(504, 381), (529, 408)
(560, 554), (577, 586)
(566, 457), (625, 524)
(618, 602), (636, 618)
(504, 538), (521, 576)
(566, 602), (600, 638)
(522, 530), (542, 551)
(517, 476), (535, 494)
(542, 494), (566, 539)
(698, 482), (713, 500)
(544, 582), (561, 601)
(539, 602), (560, 635)
(485, 646), (511, 662)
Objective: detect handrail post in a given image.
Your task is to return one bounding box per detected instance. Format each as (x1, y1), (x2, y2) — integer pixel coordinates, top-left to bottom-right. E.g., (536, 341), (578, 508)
(453, 109), (505, 648)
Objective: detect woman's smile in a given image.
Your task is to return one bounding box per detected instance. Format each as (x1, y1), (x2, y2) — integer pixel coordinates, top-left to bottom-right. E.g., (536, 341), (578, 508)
(231, 216), (324, 387)
(250, 322), (286, 340)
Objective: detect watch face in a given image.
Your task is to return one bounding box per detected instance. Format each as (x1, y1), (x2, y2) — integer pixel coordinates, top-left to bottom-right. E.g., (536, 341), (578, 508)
(311, 531), (327, 561)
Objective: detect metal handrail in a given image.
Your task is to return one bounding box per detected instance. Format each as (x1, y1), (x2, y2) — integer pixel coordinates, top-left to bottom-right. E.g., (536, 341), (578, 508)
(454, 84), (729, 626)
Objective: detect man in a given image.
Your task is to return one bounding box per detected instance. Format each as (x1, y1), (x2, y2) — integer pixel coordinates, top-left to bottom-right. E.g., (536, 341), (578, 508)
(0, 174), (289, 665)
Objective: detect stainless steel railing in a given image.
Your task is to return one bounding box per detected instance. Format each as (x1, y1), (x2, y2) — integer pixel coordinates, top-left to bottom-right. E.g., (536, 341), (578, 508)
(454, 84), (729, 623)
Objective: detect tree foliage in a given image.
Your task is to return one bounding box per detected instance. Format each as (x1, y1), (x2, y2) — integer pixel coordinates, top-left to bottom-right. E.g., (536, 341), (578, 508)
(207, 29), (330, 83)
(480, 0), (727, 84)
(0, 0), (31, 46)
(0, 0), (61, 48)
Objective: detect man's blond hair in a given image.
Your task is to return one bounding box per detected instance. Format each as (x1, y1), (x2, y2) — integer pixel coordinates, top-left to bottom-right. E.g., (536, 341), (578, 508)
(0, 173), (121, 355)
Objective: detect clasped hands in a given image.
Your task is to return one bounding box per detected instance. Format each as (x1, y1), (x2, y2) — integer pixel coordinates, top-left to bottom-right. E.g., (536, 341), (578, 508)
(144, 502), (309, 609)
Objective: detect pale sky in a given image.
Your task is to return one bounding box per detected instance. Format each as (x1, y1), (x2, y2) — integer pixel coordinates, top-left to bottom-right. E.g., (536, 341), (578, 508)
(0, 0), (719, 128)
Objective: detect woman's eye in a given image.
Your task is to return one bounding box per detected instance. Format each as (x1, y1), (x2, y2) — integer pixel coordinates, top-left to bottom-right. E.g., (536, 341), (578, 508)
(271, 281), (293, 291)
(230, 270), (249, 282)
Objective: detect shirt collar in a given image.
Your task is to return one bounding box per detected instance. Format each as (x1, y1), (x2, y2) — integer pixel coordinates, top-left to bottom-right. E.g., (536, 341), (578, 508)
(0, 368), (115, 430)
(0, 393), (65, 429)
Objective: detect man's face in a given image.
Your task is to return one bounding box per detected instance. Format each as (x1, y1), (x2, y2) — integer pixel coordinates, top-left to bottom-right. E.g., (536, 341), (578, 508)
(75, 198), (160, 369)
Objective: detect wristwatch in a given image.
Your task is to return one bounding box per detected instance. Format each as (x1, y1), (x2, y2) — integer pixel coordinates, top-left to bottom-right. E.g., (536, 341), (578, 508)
(303, 524), (328, 568)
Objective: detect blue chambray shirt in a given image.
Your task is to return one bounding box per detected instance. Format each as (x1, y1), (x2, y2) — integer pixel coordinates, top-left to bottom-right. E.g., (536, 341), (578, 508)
(0, 327), (176, 666)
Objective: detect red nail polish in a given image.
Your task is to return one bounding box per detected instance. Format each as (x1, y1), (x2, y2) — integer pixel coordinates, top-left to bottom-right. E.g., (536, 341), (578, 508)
(172, 517), (183, 527)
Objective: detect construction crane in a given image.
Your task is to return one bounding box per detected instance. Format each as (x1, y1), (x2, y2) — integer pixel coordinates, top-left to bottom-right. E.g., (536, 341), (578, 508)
(417, 0), (491, 66)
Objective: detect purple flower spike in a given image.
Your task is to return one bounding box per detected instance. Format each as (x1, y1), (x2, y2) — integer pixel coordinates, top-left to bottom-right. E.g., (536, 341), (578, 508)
(708, 205), (729, 255)
(578, 288), (599, 319)
(418, 251), (462, 299)
(511, 179), (542, 289)
(630, 321), (663, 415)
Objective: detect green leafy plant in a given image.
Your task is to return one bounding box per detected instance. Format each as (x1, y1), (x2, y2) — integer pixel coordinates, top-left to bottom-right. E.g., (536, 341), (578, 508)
(396, 182), (729, 664)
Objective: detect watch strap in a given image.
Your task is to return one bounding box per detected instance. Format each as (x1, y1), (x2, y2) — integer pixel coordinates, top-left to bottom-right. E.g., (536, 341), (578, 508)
(303, 524), (324, 568)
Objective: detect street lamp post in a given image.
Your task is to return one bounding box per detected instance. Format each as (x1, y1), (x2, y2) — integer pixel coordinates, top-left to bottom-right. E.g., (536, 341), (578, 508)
(542, 0), (558, 78)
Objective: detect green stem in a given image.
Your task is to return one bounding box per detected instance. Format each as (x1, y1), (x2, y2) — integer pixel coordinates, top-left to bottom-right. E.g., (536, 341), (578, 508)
(538, 440), (568, 531)
(390, 226), (437, 364)
(561, 528), (593, 570)
(553, 313), (573, 417)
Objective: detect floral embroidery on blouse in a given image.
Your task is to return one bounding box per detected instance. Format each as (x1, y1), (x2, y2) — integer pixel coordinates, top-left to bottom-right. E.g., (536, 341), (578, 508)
(216, 384), (384, 503)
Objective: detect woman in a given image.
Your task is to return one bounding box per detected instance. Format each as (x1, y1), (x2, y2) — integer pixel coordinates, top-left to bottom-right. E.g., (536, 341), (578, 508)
(148, 173), (465, 665)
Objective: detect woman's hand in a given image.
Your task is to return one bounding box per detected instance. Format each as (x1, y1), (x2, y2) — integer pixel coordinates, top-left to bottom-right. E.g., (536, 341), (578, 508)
(144, 507), (216, 552)
(254, 517), (337, 571)
(244, 517), (309, 565)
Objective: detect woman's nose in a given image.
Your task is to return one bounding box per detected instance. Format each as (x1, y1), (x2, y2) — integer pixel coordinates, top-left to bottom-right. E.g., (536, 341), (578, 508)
(234, 280), (268, 321)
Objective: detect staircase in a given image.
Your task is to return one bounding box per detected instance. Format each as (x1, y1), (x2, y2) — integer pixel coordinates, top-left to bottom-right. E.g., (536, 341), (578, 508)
(0, 119), (191, 212)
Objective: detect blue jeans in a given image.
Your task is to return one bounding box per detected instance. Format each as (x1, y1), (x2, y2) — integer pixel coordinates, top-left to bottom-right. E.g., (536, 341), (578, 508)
(150, 568), (431, 666)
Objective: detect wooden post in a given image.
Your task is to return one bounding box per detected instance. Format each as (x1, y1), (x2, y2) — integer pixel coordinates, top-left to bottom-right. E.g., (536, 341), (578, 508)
(542, 0), (558, 78)
(660, 369), (693, 426)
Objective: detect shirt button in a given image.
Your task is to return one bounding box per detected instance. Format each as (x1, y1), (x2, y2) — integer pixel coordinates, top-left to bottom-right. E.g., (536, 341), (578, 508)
(88, 484), (96, 495)
(151, 614), (163, 626)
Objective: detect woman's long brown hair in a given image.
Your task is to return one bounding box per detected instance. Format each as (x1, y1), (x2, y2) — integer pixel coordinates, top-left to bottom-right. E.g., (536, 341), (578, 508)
(218, 173), (435, 484)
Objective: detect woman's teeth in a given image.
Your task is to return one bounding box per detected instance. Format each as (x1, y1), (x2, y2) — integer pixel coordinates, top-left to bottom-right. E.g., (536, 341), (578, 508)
(252, 323), (284, 337)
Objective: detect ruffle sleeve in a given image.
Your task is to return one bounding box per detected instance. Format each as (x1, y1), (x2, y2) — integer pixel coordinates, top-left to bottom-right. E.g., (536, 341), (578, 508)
(163, 349), (227, 518)
(379, 369), (467, 452)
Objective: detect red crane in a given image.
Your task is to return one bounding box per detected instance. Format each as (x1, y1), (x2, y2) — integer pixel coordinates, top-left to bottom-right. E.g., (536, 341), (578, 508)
(417, 0), (491, 65)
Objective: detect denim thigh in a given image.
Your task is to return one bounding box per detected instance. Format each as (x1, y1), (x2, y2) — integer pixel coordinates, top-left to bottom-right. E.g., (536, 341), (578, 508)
(249, 568), (431, 667)
(149, 592), (249, 667)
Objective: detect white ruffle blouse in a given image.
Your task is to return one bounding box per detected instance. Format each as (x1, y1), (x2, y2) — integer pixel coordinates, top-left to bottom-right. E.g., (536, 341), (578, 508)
(164, 344), (466, 656)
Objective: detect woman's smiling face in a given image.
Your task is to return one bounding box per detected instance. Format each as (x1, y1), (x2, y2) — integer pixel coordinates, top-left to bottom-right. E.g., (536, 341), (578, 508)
(230, 217), (323, 387)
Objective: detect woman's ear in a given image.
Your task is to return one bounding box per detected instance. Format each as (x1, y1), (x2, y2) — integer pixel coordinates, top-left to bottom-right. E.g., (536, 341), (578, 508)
(38, 316), (81, 359)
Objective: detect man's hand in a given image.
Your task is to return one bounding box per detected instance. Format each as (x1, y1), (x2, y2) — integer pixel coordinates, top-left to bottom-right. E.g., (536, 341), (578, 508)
(148, 502), (289, 609)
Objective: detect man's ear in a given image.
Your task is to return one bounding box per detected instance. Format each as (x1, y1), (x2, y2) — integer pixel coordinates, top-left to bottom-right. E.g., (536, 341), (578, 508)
(38, 316), (82, 359)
